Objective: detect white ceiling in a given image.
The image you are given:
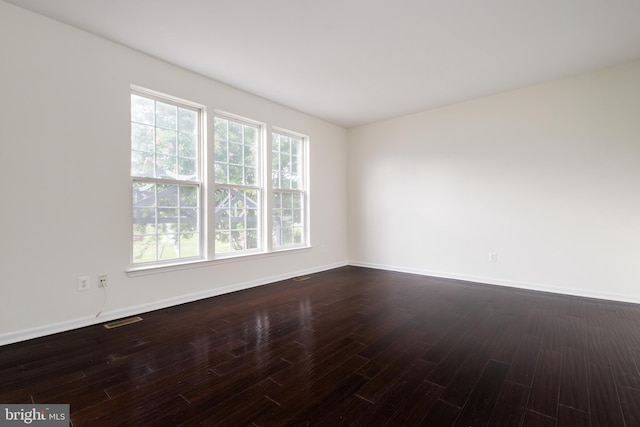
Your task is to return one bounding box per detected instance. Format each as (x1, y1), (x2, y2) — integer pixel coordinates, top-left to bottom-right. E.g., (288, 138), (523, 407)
(5, 0), (640, 128)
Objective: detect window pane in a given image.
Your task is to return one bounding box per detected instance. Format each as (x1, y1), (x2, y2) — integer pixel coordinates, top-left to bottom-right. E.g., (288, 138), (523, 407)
(180, 233), (199, 257)
(214, 116), (259, 186)
(244, 143), (256, 167)
(282, 192), (293, 208)
(215, 186), (259, 254)
(180, 186), (198, 207)
(132, 182), (200, 263)
(215, 138), (228, 163)
(246, 167), (256, 185)
(283, 209), (293, 228)
(133, 235), (157, 263)
(217, 209), (230, 230)
(215, 188), (230, 207)
(272, 189), (305, 248)
(244, 126), (256, 144)
(229, 121), (243, 142)
(272, 192), (281, 208)
(272, 210), (282, 228)
(246, 229), (258, 250)
(180, 208), (198, 231)
(272, 156), (281, 188)
(131, 95), (154, 125)
(179, 133), (196, 158)
(272, 133), (303, 193)
(290, 156), (300, 189)
(156, 155), (177, 178)
(281, 136), (291, 154)
(247, 208), (258, 229)
(133, 182), (155, 205)
(132, 123), (155, 152)
(133, 208), (156, 235)
(158, 208), (179, 230)
(229, 142), (243, 164)
(231, 230), (244, 250)
(156, 129), (177, 155)
(215, 231), (231, 253)
(214, 117), (228, 141)
(215, 163), (228, 183)
(292, 192), (302, 207)
(179, 157), (196, 178)
(156, 102), (177, 130)
(158, 234), (178, 260)
(178, 108), (197, 134)
(157, 184), (178, 207)
(131, 151), (153, 177)
(280, 153), (291, 189)
(282, 227), (293, 245)
(229, 165), (243, 185)
(291, 139), (300, 156)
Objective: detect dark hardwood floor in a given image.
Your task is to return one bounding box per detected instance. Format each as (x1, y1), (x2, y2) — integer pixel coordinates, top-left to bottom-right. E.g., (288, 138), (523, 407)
(2, 266), (640, 426)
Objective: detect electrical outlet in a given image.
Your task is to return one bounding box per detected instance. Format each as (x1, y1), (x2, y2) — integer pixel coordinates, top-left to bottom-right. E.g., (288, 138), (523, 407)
(78, 276), (90, 291)
(98, 274), (108, 287)
(489, 252), (498, 263)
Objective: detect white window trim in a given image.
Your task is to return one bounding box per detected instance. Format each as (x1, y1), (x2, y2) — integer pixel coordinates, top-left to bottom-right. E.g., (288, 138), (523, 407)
(129, 86), (206, 267)
(127, 88), (311, 275)
(212, 112), (266, 258)
(270, 127), (310, 251)
(126, 245), (311, 277)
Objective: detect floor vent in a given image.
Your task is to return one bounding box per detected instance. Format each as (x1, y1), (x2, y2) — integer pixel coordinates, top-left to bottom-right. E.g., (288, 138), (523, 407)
(103, 316), (143, 329)
(292, 276), (311, 282)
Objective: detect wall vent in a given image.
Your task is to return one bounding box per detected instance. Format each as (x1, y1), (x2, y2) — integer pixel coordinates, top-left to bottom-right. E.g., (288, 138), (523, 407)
(103, 316), (143, 329)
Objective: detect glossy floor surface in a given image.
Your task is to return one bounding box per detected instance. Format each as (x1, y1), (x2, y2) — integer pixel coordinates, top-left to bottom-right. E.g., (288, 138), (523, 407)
(2, 266), (640, 426)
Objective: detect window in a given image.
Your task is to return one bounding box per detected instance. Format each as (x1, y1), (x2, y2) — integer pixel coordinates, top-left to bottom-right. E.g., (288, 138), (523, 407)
(214, 116), (261, 255)
(130, 91), (202, 264)
(130, 87), (309, 268)
(272, 131), (307, 248)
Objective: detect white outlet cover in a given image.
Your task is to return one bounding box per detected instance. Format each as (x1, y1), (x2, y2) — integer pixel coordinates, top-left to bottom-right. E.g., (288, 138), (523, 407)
(77, 276), (90, 291)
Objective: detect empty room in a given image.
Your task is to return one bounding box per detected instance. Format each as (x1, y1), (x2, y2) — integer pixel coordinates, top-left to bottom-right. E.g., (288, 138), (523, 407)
(1, 0), (640, 425)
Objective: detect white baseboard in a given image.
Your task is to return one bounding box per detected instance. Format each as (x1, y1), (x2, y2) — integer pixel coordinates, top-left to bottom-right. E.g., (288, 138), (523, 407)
(6, 259), (636, 346)
(348, 260), (640, 305)
(0, 261), (348, 346)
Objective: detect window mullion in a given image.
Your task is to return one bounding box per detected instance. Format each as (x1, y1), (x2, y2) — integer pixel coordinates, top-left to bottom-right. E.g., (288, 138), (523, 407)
(205, 109), (215, 261)
(132, 176), (200, 186)
(214, 183), (260, 191)
(264, 125), (273, 252)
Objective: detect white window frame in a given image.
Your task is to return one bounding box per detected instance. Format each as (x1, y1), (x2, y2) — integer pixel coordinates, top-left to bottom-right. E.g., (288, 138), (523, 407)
(212, 112), (265, 258)
(130, 86), (205, 266)
(270, 128), (309, 251)
(127, 88), (311, 273)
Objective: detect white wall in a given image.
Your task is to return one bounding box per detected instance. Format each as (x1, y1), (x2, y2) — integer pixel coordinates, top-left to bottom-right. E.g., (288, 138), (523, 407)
(3, 1), (640, 347)
(348, 60), (640, 302)
(0, 2), (348, 344)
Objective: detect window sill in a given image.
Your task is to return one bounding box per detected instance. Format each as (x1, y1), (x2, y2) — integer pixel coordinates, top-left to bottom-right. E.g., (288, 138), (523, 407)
(126, 246), (312, 277)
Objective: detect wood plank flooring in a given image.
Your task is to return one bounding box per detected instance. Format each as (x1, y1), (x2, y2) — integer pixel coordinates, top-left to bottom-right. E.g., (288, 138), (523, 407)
(2, 266), (640, 426)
